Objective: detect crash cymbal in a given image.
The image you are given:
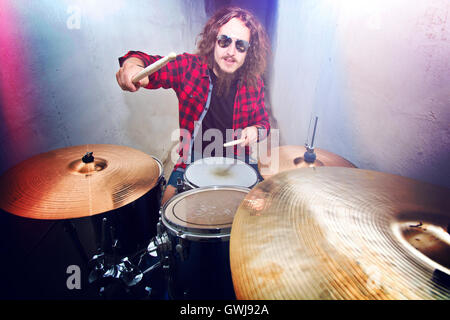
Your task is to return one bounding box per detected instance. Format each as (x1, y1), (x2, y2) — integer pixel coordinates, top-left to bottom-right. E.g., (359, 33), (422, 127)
(230, 167), (450, 300)
(0, 144), (161, 220)
(258, 145), (356, 179)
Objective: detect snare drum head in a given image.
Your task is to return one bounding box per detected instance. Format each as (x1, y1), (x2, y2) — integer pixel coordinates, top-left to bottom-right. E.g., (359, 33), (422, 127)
(185, 157), (258, 188)
(162, 186), (249, 237)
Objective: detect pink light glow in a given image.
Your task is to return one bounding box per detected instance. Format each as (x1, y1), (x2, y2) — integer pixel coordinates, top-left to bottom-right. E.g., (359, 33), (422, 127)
(0, 2), (34, 150)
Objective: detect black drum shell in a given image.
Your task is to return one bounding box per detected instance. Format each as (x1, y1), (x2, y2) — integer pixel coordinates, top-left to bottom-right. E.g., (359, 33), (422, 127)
(166, 234), (235, 300)
(90, 176), (164, 258)
(159, 186), (250, 300)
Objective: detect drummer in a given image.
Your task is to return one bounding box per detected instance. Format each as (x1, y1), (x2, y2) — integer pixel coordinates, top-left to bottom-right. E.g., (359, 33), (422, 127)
(116, 7), (271, 204)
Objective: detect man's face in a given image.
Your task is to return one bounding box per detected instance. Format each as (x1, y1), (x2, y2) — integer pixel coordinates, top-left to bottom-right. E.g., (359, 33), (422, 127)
(214, 18), (250, 75)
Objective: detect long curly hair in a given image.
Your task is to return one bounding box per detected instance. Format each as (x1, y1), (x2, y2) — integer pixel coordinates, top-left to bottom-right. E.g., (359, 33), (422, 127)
(196, 7), (271, 87)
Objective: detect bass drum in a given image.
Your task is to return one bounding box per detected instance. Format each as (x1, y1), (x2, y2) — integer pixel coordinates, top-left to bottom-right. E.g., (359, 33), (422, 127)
(159, 186), (249, 299)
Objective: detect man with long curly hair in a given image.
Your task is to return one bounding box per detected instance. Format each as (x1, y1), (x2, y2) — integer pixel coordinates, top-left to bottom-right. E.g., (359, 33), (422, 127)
(116, 7), (271, 204)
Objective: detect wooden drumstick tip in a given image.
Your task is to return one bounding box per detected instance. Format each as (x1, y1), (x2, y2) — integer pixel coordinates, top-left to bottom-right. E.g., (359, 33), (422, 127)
(167, 52), (177, 60)
(223, 138), (245, 147)
(132, 52), (178, 83)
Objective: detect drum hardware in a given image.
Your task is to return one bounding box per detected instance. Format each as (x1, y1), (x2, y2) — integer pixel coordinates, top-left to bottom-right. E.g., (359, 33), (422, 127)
(176, 177), (185, 194)
(303, 116), (318, 163)
(258, 114), (357, 179)
(100, 217), (115, 259)
(88, 254), (143, 286)
(175, 238), (189, 262)
(88, 216), (145, 292)
(258, 145), (357, 180)
(82, 151), (94, 163)
(141, 220), (173, 280)
(303, 145), (316, 163)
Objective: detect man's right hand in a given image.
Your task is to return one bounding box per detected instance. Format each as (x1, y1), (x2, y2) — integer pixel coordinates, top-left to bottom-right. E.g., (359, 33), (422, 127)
(116, 57), (149, 92)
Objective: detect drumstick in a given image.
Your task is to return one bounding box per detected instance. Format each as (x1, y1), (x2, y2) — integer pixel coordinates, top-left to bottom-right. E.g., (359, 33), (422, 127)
(223, 138), (245, 147)
(132, 52), (177, 83)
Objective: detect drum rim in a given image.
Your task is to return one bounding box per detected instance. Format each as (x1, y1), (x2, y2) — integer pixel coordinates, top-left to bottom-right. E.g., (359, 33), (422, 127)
(183, 157), (259, 189)
(161, 185), (250, 240)
(152, 156), (164, 181)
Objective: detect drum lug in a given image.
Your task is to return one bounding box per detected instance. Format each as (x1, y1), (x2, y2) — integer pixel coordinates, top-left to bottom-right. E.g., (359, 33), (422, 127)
(156, 220), (163, 234)
(159, 176), (166, 197)
(150, 230), (171, 256)
(175, 238), (189, 261)
(146, 228), (172, 280)
(176, 177), (185, 194)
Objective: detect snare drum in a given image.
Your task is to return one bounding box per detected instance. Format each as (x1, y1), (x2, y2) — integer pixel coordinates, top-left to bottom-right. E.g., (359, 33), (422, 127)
(158, 186), (249, 299)
(184, 157), (259, 189)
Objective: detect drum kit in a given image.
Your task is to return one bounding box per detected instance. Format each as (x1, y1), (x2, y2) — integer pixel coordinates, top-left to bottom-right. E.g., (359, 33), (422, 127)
(0, 143), (449, 300)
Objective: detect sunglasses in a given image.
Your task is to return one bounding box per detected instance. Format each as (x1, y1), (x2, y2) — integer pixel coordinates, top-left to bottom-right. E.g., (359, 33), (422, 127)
(216, 34), (250, 53)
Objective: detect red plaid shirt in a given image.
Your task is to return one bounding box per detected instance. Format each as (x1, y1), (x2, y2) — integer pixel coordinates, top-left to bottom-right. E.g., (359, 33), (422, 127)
(119, 51), (270, 169)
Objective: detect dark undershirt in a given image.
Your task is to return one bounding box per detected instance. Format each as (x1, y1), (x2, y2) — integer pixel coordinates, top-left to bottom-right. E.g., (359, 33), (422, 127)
(198, 69), (237, 157)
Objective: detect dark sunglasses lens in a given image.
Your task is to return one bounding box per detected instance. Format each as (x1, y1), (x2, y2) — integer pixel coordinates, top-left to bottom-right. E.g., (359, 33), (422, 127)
(217, 35), (232, 48)
(235, 40), (249, 53)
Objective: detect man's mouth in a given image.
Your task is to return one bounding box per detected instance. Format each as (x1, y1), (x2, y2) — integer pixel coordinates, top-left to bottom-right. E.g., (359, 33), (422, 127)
(223, 56), (236, 64)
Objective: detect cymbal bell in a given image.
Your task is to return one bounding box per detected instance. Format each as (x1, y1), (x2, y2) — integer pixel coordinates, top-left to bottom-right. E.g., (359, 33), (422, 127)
(230, 167), (450, 300)
(258, 145), (356, 179)
(0, 144), (161, 220)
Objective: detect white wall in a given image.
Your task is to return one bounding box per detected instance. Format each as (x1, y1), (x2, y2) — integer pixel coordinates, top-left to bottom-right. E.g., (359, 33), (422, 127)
(270, 0), (450, 188)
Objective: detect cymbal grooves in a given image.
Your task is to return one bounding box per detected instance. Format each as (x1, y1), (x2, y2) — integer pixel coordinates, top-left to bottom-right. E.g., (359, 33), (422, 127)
(0, 144), (161, 219)
(230, 167), (450, 300)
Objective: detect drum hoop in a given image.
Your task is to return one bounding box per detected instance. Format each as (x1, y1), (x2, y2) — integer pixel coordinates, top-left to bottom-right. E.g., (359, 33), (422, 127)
(184, 157), (259, 189)
(161, 185), (250, 241)
(152, 156), (164, 182)
(161, 219), (231, 241)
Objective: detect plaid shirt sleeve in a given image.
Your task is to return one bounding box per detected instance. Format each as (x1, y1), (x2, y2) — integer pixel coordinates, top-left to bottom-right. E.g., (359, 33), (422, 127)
(253, 78), (271, 138)
(118, 50), (185, 92)
(235, 78), (271, 140)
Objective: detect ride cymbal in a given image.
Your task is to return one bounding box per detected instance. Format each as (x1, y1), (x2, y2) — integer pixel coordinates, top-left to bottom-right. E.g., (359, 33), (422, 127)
(0, 144), (161, 220)
(230, 167), (450, 300)
(258, 145), (356, 179)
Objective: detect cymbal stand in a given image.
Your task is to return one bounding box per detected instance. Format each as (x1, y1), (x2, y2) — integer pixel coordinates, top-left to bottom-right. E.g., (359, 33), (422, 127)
(304, 116), (318, 163)
(88, 218), (144, 294)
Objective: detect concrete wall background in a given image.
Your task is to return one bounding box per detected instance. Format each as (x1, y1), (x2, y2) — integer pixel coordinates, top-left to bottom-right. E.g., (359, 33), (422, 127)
(0, 0), (207, 178)
(270, 0), (450, 188)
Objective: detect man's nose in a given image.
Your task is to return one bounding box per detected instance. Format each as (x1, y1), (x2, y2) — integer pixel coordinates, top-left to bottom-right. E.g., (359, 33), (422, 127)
(226, 41), (236, 55)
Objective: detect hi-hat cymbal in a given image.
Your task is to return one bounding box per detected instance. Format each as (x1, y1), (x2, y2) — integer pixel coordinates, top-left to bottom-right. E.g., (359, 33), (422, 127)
(230, 167), (450, 300)
(0, 144), (161, 220)
(258, 145), (356, 179)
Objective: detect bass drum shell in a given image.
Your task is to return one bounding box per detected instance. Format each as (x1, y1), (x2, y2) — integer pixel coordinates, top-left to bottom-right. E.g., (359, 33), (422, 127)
(161, 186), (249, 299)
(90, 157), (164, 258)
